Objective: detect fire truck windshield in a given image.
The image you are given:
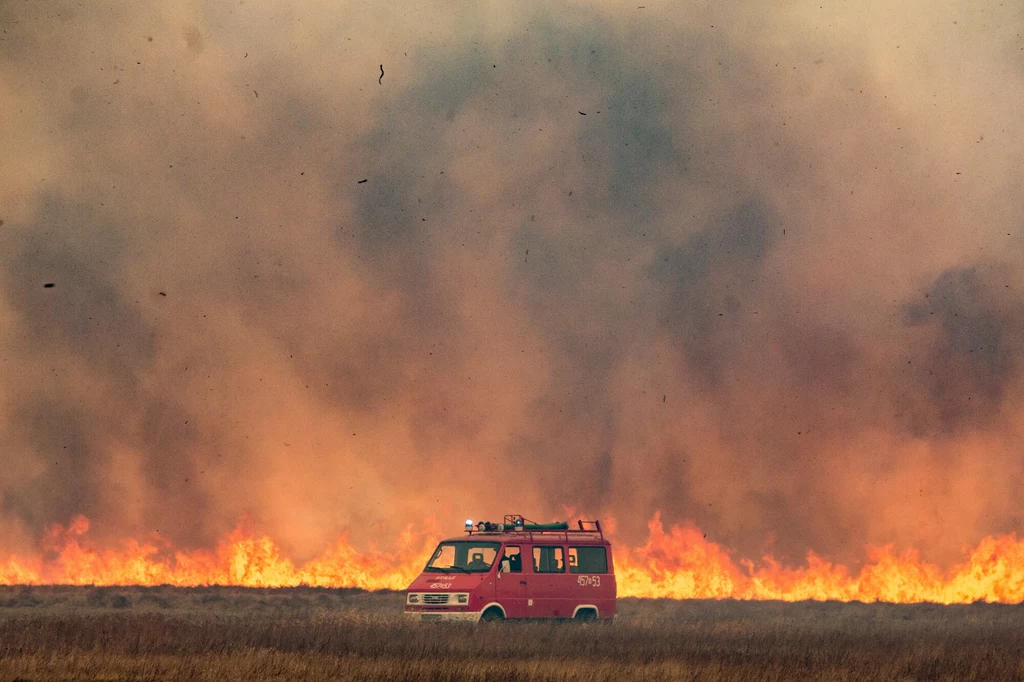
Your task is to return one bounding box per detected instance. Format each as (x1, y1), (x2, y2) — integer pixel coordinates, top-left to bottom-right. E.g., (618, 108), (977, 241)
(424, 541), (501, 573)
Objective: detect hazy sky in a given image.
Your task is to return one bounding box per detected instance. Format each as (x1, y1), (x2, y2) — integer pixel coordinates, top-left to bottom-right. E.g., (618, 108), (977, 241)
(1, 0), (1023, 565)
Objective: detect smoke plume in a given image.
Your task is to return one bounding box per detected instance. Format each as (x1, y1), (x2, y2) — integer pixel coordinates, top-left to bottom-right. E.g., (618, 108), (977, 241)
(1, 0), (1023, 566)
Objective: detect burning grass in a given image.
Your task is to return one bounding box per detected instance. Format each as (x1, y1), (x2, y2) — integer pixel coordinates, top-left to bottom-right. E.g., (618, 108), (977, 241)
(11, 515), (1024, 603)
(1, 586), (1022, 681)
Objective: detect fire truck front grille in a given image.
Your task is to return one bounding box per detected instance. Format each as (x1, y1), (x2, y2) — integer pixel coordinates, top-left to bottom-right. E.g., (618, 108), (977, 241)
(423, 594), (450, 605)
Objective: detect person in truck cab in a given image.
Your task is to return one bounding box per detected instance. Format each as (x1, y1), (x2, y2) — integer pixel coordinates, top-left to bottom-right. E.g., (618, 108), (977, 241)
(499, 546), (522, 573)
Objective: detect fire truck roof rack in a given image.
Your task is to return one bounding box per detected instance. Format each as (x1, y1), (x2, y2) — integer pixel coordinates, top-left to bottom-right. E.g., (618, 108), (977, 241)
(465, 514), (605, 540)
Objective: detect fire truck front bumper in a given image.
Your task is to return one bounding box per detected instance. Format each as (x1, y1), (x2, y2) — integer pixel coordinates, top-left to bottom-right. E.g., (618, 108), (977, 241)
(404, 609), (482, 622)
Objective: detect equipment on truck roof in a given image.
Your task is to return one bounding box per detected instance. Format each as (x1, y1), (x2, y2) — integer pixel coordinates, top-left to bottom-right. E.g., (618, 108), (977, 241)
(464, 514), (604, 538)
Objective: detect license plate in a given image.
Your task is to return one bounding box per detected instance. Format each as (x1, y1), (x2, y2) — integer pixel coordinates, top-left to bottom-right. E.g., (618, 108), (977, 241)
(421, 614), (443, 621)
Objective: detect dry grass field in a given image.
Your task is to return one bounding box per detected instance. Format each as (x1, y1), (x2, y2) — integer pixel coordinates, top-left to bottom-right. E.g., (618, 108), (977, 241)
(1, 586), (1022, 681)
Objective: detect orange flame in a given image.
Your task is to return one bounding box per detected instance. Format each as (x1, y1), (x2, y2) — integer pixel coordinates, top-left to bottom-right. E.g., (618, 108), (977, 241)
(3, 513), (1024, 603)
(614, 514), (1024, 603)
(0, 516), (434, 591)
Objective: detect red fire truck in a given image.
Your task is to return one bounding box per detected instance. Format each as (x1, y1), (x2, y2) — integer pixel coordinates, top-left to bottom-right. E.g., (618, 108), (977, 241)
(404, 514), (616, 622)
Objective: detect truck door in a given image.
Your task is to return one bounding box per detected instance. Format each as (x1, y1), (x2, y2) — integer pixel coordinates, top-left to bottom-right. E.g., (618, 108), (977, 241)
(569, 545), (613, 618)
(527, 544), (570, 618)
(493, 544), (527, 618)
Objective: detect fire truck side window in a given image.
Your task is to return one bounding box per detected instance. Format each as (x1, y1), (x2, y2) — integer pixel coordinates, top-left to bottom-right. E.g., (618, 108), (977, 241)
(500, 546), (522, 573)
(568, 546), (608, 574)
(532, 545), (565, 573)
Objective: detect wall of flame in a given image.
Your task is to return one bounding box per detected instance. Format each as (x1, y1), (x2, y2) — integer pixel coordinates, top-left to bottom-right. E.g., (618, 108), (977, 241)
(3, 515), (1024, 604)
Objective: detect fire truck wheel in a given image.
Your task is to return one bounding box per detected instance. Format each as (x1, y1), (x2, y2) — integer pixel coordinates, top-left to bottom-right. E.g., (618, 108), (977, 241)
(480, 607), (505, 622)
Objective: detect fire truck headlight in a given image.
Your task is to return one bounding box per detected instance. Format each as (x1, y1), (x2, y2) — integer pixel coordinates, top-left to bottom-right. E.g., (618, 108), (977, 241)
(407, 593), (420, 605)
(456, 594), (468, 604)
